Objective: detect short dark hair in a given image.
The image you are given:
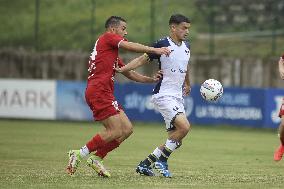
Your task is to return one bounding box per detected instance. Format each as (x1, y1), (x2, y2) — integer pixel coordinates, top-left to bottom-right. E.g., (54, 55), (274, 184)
(169, 14), (190, 25)
(105, 16), (126, 29)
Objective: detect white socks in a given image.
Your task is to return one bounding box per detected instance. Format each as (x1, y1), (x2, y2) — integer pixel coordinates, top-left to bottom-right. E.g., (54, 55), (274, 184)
(165, 139), (178, 151)
(152, 147), (163, 159)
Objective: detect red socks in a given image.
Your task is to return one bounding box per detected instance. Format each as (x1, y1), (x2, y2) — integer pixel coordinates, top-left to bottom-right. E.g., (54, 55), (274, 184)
(95, 140), (120, 159)
(86, 134), (121, 159)
(86, 134), (107, 152)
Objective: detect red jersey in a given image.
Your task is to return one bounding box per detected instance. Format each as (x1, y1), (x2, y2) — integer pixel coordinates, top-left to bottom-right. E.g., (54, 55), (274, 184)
(87, 32), (126, 93)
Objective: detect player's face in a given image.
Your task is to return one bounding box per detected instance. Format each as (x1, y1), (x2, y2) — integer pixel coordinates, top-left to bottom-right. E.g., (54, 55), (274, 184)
(114, 21), (128, 37)
(173, 22), (190, 41)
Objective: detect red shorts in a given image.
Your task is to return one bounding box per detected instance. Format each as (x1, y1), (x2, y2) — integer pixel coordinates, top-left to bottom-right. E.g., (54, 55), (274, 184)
(85, 85), (122, 121)
(279, 98), (284, 118)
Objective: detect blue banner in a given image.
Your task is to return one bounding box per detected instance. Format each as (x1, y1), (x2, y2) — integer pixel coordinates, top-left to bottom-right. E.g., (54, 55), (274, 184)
(263, 88), (284, 128)
(56, 81), (284, 128)
(115, 83), (164, 122)
(56, 81), (92, 121)
(190, 86), (265, 127)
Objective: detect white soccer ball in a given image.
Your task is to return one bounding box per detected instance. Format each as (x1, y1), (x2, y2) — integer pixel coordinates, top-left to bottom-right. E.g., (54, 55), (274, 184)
(200, 79), (223, 102)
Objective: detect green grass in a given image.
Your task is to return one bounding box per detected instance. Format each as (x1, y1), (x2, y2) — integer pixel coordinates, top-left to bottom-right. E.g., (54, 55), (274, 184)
(0, 119), (284, 188)
(0, 0), (196, 50)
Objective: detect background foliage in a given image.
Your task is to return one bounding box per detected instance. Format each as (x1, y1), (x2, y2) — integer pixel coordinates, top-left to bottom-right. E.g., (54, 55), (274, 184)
(1, 0), (283, 57)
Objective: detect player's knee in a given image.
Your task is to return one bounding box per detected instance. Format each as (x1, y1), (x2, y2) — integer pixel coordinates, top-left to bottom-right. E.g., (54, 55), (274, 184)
(123, 125), (133, 137)
(127, 126), (133, 135)
(126, 129), (133, 138)
(110, 128), (123, 139)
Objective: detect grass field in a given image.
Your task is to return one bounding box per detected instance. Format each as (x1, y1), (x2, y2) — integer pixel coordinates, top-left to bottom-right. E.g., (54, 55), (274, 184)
(0, 119), (284, 189)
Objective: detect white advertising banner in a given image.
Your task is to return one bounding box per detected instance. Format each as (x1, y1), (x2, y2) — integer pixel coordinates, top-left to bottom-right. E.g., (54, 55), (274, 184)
(0, 79), (56, 119)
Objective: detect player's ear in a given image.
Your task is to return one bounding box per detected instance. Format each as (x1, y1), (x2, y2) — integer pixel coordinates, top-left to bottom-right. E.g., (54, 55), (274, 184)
(170, 24), (176, 31)
(108, 26), (115, 33)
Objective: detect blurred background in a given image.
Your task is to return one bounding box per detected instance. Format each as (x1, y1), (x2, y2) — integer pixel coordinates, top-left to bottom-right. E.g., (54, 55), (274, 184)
(0, 0), (283, 86)
(0, 0), (284, 127)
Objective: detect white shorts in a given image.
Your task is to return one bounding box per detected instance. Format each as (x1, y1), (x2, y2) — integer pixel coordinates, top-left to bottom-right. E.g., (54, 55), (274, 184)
(151, 96), (185, 131)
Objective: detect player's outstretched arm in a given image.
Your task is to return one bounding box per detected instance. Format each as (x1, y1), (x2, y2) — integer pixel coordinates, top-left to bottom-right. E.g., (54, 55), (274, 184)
(122, 70), (163, 83)
(115, 54), (149, 73)
(119, 41), (170, 55)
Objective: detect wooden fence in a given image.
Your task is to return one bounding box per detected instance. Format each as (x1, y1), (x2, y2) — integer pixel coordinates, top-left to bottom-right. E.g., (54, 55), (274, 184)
(0, 49), (282, 88)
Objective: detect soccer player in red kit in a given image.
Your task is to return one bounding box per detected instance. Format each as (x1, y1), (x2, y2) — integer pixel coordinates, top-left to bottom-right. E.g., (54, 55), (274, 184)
(66, 16), (170, 177)
(274, 55), (284, 161)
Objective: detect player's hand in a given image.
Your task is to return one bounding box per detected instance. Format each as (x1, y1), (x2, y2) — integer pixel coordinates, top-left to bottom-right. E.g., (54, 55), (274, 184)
(115, 64), (128, 73)
(114, 66), (123, 73)
(152, 70), (163, 82)
(154, 47), (171, 56)
(183, 85), (191, 96)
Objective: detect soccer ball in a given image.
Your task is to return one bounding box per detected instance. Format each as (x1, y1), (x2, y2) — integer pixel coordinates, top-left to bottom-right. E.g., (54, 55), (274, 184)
(200, 79), (223, 101)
